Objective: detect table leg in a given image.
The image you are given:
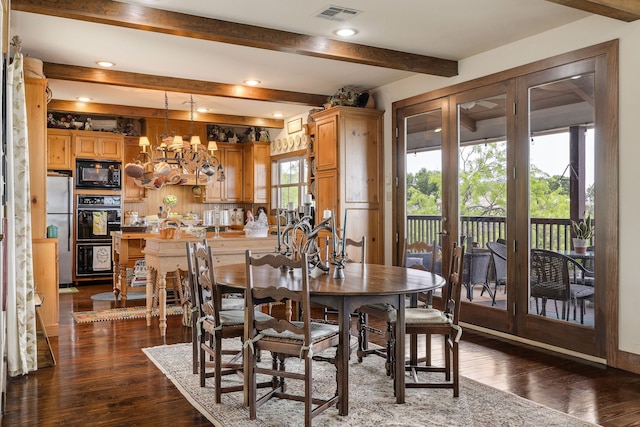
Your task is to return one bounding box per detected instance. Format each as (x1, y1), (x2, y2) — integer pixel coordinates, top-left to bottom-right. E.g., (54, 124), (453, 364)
(395, 294), (405, 404)
(337, 299), (349, 416)
(146, 266), (154, 326)
(158, 272), (167, 338)
(113, 262), (121, 301)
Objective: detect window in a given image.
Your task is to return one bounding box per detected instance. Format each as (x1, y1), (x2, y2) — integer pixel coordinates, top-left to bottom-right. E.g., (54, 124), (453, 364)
(272, 155), (308, 209)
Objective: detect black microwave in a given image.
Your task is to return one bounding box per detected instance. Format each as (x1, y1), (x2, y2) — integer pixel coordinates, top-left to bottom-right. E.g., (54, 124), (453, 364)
(75, 159), (122, 189)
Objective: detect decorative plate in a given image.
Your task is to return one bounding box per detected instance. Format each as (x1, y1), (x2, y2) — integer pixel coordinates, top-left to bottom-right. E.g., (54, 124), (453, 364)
(287, 136), (295, 149)
(295, 135), (302, 148)
(275, 139), (282, 151)
(301, 134), (308, 147)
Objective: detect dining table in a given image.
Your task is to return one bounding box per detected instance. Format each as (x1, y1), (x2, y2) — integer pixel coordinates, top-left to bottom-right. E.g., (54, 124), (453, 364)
(215, 261), (446, 417)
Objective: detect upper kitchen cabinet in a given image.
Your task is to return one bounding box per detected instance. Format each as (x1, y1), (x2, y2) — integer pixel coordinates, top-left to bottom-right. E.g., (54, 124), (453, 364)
(123, 137), (146, 202)
(204, 142), (243, 202)
(47, 129), (72, 171)
(243, 142), (270, 204)
(143, 118), (207, 146)
(308, 106), (384, 264)
(74, 131), (123, 160)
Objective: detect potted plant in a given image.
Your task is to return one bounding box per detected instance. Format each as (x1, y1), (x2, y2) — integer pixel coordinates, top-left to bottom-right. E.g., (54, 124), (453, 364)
(571, 214), (593, 254)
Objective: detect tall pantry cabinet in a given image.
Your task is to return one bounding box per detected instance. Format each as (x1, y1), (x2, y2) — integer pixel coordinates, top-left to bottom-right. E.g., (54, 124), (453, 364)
(308, 106), (384, 264)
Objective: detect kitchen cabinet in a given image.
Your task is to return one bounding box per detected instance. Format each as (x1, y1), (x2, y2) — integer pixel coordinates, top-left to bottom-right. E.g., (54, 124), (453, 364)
(143, 118), (207, 146)
(74, 131), (123, 160)
(32, 238), (59, 336)
(47, 129), (72, 171)
(26, 78), (48, 239)
(204, 142), (243, 202)
(308, 106), (384, 264)
(123, 137), (146, 201)
(243, 141), (271, 203)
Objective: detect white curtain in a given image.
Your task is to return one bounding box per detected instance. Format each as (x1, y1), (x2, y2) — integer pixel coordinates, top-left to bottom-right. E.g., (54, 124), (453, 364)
(6, 51), (37, 376)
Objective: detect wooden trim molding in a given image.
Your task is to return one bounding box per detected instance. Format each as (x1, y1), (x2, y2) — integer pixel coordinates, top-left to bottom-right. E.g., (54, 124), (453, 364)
(544, 0), (640, 22)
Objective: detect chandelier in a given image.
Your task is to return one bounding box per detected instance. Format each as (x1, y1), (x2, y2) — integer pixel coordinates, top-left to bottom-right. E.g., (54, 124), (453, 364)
(124, 92), (225, 193)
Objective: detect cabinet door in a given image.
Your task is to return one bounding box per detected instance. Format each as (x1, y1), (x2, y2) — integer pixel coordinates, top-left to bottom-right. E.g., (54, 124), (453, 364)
(123, 137), (145, 201)
(243, 142), (270, 203)
(47, 131), (72, 170)
(204, 148), (225, 202)
(74, 135), (99, 158)
(100, 136), (123, 160)
(315, 114), (338, 170)
(315, 170), (338, 219)
(224, 145), (244, 202)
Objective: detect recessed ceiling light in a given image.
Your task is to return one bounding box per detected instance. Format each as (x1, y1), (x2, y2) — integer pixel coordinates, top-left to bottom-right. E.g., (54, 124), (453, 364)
(243, 79), (261, 86)
(196, 107), (209, 113)
(77, 97), (92, 102)
(96, 61), (115, 68)
(335, 28), (357, 37)
(273, 113), (284, 118)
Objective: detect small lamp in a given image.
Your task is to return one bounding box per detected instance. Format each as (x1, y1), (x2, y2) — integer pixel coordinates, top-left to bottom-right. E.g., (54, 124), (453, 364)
(191, 135), (201, 149)
(170, 135), (183, 150)
(138, 136), (150, 152)
(208, 140), (218, 153)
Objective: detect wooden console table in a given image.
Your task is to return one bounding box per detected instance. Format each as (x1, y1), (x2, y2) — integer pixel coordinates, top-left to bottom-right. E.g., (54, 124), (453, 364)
(111, 231), (156, 305)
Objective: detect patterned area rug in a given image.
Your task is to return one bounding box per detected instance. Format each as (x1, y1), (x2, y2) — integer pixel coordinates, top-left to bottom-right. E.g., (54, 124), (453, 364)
(143, 341), (599, 427)
(90, 291), (146, 301)
(73, 305), (183, 323)
(59, 286), (79, 294)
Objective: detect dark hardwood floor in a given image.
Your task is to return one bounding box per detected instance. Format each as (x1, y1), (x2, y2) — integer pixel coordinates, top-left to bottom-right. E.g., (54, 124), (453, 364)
(3, 283), (640, 426)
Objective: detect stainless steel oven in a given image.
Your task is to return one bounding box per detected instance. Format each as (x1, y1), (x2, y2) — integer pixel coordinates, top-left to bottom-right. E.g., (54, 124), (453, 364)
(75, 195), (121, 278)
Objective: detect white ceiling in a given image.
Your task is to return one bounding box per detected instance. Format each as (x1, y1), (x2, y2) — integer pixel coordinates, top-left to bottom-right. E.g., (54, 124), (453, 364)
(9, 0), (590, 121)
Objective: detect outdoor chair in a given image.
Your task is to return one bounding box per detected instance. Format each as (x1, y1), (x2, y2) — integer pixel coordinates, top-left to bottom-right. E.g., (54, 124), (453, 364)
(485, 241), (508, 306)
(530, 249), (595, 324)
(389, 242), (465, 397)
(461, 247), (492, 303)
(244, 251), (340, 426)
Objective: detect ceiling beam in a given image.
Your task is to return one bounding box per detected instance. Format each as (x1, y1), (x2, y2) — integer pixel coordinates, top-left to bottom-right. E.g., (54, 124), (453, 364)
(544, 0), (640, 21)
(47, 99), (284, 128)
(12, 0), (458, 77)
(43, 63), (328, 107)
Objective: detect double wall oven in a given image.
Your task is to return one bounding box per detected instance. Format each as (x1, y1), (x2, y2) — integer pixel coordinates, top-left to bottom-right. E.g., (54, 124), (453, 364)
(76, 195), (121, 278)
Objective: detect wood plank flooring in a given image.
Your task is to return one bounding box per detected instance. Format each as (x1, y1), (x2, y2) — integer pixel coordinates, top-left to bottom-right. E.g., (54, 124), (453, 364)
(3, 283), (640, 426)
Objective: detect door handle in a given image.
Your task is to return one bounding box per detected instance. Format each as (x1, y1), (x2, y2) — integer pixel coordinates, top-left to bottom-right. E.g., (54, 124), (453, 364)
(437, 230), (449, 236)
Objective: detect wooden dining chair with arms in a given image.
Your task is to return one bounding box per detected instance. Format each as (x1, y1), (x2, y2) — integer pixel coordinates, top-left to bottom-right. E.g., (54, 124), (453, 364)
(530, 248), (594, 324)
(389, 242), (465, 397)
(356, 239), (439, 373)
(244, 251), (341, 426)
(185, 241), (270, 402)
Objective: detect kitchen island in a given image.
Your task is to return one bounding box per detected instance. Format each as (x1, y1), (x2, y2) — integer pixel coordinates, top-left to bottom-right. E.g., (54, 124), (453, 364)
(142, 232), (277, 337)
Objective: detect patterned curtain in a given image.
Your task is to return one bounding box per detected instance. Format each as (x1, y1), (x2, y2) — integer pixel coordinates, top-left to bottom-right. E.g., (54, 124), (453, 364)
(6, 51), (37, 376)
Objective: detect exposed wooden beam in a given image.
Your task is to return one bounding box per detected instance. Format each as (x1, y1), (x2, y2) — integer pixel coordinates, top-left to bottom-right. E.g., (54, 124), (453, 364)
(47, 99), (284, 128)
(459, 112), (477, 133)
(12, 0), (458, 77)
(43, 63), (328, 107)
(545, 0), (640, 21)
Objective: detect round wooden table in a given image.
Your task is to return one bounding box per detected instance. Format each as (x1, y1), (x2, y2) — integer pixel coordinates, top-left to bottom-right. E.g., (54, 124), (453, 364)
(216, 261), (446, 416)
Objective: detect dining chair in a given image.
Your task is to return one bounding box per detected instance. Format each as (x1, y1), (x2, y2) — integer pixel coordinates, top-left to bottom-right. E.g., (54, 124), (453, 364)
(530, 249), (594, 324)
(244, 251), (340, 426)
(186, 241), (270, 402)
(485, 241), (508, 306)
(389, 242), (465, 397)
(320, 236), (366, 321)
(356, 239), (438, 373)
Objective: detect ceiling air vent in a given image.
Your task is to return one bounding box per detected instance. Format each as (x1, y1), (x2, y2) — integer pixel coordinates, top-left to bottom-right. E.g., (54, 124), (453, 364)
(314, 5), (362, 21)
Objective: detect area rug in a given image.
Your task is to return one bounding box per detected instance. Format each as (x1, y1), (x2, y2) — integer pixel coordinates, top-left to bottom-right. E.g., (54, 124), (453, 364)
(90, 291), (146, 301)
(73, 305), (183, 323)
(59, 286), (79, 294)
(143, 341), (599, 427)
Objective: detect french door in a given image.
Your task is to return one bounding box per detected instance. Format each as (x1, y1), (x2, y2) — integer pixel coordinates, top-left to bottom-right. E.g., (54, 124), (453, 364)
(394, 46), (617, 358)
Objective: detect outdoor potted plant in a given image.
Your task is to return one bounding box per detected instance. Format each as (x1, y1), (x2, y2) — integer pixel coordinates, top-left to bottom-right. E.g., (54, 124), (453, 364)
(571, 214), (593, 254)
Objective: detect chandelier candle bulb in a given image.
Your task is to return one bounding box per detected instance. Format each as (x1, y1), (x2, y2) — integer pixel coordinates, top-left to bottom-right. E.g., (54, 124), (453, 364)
(331, 210), (337, 254)
(323, 209), (331, 219)
(342, 209), (348, 255)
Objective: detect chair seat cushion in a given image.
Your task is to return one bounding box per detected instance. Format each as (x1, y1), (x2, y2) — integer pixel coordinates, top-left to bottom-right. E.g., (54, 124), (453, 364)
(220, 298), (245, 311)
(570, 284), (595, 299)
(358, 298), (425, 321)
(261, 321), (339, 343)
(404, 307), (450, 325)
(203, 309), (272, 329)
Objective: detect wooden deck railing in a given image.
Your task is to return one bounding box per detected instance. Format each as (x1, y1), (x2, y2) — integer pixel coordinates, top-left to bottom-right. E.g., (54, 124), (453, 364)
(407, 215), (594, 250)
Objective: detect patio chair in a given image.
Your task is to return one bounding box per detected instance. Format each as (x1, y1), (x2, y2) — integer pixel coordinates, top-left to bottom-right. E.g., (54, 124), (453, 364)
(461, 248), (492, 303)
(485, 241), (507, 306)
(530, 249), (594, 324)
